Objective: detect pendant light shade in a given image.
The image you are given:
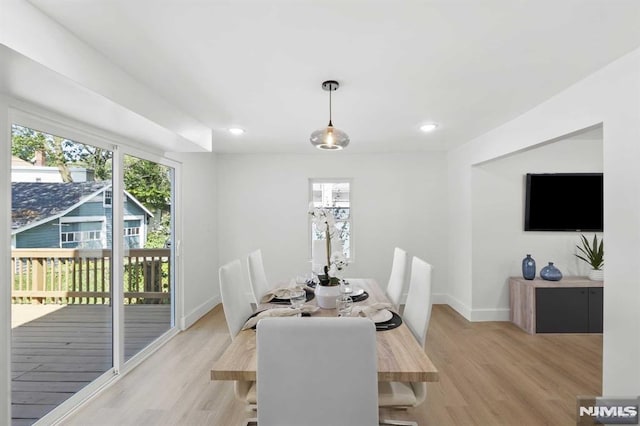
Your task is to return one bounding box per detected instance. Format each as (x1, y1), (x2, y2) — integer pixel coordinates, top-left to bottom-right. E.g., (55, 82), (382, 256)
(310, 80), (350, 150)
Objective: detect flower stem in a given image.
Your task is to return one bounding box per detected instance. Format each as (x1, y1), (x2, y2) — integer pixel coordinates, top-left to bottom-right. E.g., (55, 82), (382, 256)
(325, 229), (331, 271)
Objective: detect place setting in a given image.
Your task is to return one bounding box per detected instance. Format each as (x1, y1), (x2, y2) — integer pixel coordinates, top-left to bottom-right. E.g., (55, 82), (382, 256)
(245, 285), (319, 330)
(340, 281), (369, 303)
(351, 302), (403, 331)
(260, 286), (315, 305)
(242, 305), (320, 330)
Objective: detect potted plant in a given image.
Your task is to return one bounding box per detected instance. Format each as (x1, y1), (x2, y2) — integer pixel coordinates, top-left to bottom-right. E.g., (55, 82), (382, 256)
(308, 204), (348, 308)
(575, 234), (604, 281)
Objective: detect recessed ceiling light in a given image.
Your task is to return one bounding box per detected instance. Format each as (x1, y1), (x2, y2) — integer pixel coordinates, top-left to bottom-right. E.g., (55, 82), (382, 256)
(420, 123), (438, 133)
(228, 128), (245, 135)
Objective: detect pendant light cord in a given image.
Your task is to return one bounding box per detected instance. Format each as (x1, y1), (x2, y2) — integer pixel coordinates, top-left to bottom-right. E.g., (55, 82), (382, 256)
(328, 86), (333, 127)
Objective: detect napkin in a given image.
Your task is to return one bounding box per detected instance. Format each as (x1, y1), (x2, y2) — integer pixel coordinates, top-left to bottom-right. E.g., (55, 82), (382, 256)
(260, 287), (296, 304)
(352, 302), (393, 319)
(241, 305), (319, 330)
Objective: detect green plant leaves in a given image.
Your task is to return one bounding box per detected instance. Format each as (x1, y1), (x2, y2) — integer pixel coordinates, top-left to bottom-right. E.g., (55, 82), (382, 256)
(575, 234), (604, 270)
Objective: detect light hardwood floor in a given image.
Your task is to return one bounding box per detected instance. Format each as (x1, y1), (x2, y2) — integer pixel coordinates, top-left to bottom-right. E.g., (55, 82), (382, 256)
(61, 304), (602, 425)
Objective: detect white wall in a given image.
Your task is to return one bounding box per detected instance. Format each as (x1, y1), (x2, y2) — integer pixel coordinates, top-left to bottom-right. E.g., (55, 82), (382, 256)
(448, 48), (640, 396)
(168, 152), (220, 328)
(471, 133), (603, 320)
(217, 152), (448, 299)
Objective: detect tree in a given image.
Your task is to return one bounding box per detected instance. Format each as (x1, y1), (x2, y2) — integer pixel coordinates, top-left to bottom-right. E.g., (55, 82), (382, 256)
(50, 136), (73, 182)
(11, 124), (113, 182)
(81, 146), (112, 181)
(124, 157), (172, 249)
(123, 157), (171, 212)
(11, 125), (46, 161)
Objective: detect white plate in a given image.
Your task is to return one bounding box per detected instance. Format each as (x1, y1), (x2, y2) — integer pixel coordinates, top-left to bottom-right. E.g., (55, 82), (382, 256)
(348, 287), (365, 297)
(369, 309), (393, 323)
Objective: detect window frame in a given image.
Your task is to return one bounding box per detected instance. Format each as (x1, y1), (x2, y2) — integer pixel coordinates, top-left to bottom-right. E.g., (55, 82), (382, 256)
(308, 178), (354, 262)
(103, 190), (112, 207)
(6, 105), (182, 426)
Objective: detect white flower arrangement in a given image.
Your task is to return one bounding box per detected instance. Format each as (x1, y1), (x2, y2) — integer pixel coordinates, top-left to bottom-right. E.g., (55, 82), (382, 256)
(328, 252), (348, 278)
(308, 202), (348, 283)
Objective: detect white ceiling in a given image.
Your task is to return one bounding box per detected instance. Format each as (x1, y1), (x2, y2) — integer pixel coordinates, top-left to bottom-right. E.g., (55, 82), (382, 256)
(27, 0), (640, 153)
(0, 45), (207, 153)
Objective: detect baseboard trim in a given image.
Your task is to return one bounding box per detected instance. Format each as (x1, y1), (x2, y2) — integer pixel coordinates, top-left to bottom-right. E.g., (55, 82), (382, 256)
(439, 294), (472, 321)
(432, 294), (510, 322)
(470, 308), (510, 322)
(181, 296), (220, 330)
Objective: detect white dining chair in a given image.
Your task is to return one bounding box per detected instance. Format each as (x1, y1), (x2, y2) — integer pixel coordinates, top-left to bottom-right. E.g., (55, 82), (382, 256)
(385, 247), (408, 311)
(218, 259), (257, 409)
(247, 249), (270, 305)
(378, 256), (433, 418)
(256, 317), (379, 426)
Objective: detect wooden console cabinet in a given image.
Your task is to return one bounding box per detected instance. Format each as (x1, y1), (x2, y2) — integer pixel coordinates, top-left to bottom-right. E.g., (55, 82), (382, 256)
(509, 276), (603, 334)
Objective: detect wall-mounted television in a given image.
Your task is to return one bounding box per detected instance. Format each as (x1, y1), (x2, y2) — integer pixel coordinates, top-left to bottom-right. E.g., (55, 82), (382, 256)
(524, 173), (603, 232)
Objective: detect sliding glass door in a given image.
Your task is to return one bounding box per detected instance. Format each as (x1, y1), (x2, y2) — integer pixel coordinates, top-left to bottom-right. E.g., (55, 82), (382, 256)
(9, 118), (177, 425)
(10, 124), (114, 425)
(122, 154), (174, 361)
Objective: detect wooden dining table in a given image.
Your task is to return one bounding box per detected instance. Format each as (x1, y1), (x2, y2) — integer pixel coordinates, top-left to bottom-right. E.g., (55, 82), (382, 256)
(211, 278), (439, 383)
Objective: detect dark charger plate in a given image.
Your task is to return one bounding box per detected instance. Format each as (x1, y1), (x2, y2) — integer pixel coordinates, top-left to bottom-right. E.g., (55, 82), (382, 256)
(350, 291), (369, 303)
(375, 311), (403, 331)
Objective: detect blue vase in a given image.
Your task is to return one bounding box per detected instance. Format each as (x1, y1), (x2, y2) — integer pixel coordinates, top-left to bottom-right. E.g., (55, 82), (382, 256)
(522, 254), (536, 280)
(540, 262), (562, 281)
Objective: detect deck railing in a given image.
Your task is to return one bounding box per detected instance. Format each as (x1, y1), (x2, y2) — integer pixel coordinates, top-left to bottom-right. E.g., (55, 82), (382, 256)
(11, 248), (171, 305)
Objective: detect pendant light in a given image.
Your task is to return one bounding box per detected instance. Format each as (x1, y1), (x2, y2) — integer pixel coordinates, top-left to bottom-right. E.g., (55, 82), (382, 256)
(310, 80), (350, 150)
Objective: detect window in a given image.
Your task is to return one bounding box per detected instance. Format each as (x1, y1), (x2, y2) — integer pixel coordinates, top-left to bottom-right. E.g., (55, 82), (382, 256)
(60, 231), (102, 248)
(103, 190), (112, 207)
(61, 230), (101, 245)
(309, 179), (351, 259)
(124, 226), (140, 236)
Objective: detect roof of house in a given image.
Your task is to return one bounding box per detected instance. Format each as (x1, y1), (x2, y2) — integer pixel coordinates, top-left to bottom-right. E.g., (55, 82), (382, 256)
(11, 181), (109, 230)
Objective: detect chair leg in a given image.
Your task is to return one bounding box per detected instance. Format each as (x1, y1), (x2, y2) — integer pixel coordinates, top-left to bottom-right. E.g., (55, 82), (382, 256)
(380, 420), (418, 426)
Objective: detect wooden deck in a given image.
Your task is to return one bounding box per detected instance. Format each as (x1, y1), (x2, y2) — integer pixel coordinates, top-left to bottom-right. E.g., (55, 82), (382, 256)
(11, 304), (172, 426)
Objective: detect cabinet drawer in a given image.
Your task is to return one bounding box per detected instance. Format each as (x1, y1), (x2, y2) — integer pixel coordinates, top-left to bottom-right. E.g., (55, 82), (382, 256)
(588, 287), (603, 333)
(536, 287), (589, 333)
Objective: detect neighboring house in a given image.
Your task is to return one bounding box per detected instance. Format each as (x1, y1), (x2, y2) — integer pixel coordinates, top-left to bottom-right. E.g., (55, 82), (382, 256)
(11, 182), (152, 249)
(11, 155), (95, 183)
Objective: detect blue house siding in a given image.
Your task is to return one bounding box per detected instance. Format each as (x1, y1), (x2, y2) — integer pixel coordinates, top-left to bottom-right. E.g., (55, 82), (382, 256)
(65, 201), (108, 217)
(16, 220), (60, 248)
(106, 216), (113, 249)
(124, 199), (146, 217)
(13, 183), (151, 250)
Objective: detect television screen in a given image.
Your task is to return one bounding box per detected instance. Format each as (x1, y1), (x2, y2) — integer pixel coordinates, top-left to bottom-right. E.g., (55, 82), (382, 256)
(524, 173), (603, 232)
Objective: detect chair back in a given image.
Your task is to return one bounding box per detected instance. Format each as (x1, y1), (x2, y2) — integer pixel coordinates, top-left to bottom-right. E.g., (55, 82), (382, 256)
(385, 247), (407, 309)
(247, 249), (270, 304)
(219, 259), (254, 339)
(257, 317), (379, 426)
(403, 256), (433, 348)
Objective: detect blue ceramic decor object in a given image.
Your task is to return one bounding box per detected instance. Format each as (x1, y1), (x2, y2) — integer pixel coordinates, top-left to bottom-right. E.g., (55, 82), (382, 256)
(522, 254), (536, 280)
(540, 262), (562, 281)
